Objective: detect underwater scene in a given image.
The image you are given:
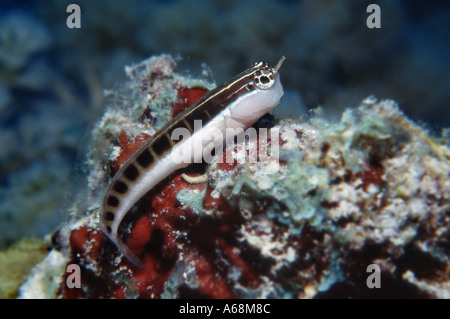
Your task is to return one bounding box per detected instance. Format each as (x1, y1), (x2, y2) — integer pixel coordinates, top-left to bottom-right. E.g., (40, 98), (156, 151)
(0, 0), (449, 300)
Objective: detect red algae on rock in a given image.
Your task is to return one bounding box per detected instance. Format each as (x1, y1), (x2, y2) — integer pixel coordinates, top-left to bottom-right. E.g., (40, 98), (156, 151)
(172, 86), (209, 117)
(112, 132), (151, 174)
(58, 158), (261, 298)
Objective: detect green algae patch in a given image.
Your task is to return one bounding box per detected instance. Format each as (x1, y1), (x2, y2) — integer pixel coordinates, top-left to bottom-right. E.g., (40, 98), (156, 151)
(0, 238), (48, 298)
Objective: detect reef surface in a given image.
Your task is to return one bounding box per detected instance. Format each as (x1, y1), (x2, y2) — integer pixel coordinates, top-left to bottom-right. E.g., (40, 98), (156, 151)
(1, 1), (449, 253)
(15, 55), (449, 299)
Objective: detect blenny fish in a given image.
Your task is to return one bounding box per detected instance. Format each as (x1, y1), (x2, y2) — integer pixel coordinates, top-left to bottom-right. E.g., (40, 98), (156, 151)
(101, 57), (285, 266)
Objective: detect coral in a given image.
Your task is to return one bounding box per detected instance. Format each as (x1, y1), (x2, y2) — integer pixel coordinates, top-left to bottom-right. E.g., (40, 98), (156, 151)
(18, 249), (68, 299)
(206, 98), (450, 298)
(1, 0), (449, 253)
(0, 238), (49, 298)
(18, 55), (449, 299)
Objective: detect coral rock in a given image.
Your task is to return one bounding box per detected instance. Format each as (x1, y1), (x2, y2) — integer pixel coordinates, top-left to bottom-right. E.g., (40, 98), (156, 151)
(18, 55), (450, 299)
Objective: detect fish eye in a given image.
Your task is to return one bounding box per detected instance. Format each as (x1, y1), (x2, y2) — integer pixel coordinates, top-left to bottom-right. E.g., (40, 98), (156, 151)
(254, 69), (275, 89)
(260, 75), (270, 84)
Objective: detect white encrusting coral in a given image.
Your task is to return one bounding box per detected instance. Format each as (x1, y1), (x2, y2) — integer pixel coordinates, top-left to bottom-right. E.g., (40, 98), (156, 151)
(18, 250), (67, 299)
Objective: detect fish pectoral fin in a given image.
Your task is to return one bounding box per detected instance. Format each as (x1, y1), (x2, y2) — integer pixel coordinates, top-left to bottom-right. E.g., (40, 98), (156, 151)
(115, 239), (143, 268)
